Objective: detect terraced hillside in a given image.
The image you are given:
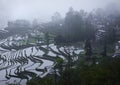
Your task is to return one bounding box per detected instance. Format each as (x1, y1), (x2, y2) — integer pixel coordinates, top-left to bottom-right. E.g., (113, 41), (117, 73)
(0, 33), (83, 85)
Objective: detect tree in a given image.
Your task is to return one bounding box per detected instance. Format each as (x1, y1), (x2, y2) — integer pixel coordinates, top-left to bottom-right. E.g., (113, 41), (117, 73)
(84, 39), (92, 56)
(52, 12), (62, 22)
(64, 7), (95, 43)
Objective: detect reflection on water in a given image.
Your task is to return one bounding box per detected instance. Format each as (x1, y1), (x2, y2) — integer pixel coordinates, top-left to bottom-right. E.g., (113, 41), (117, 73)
(0, 37), (83, 85)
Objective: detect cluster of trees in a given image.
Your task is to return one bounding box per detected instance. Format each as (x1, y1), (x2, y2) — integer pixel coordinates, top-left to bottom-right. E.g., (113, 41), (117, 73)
(44, 8), (95, 43)
(48, 8), (120, 43)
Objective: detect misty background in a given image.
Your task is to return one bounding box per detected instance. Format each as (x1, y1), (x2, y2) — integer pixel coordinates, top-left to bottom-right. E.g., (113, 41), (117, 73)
(0, 0), (120, 28)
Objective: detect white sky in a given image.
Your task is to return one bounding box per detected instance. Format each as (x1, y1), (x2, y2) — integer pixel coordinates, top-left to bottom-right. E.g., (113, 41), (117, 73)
(0, 0), (120, 27)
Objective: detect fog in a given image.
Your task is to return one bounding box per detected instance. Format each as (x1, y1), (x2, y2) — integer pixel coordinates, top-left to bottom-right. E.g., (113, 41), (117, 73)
(0, 0), (120, 28)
